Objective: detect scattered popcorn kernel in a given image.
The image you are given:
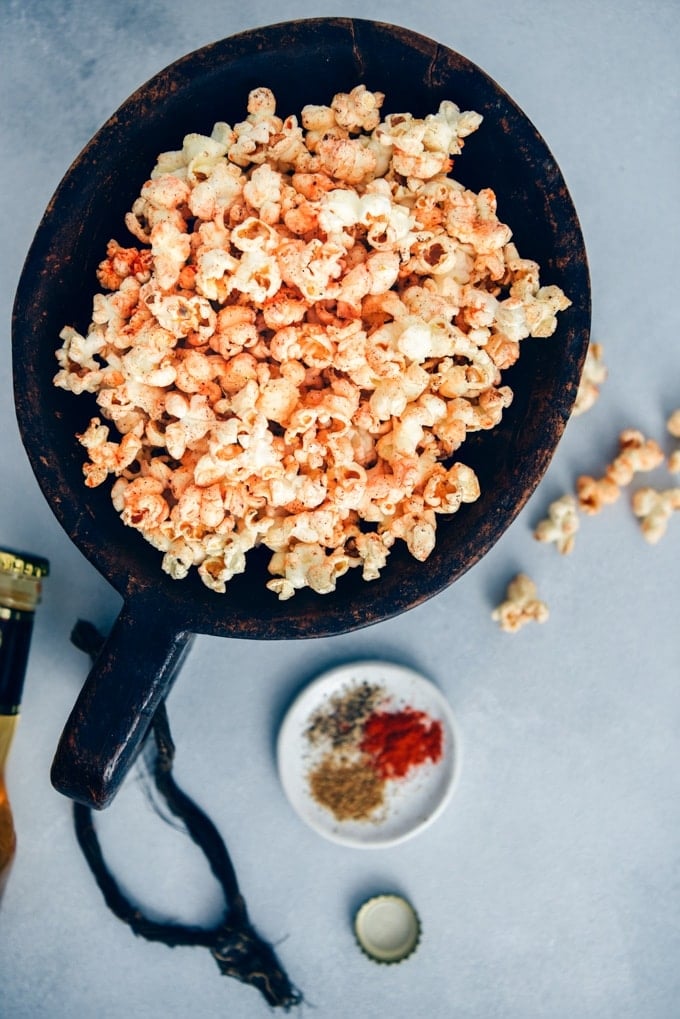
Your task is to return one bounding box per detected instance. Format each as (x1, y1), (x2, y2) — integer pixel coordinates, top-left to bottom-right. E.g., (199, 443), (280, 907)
(533, 494), (579, 554)
(577, 430), (664, 514)
(667, 409), (680, 439)
(54, 86), (570, 598)
(668, 450), (680, 474)
(632, 486), (680, 544)
(572, 341), (607, 416)
(605, 429), (664, 486)
(576, 473), (620, 515)
(491, 573), (549, 633)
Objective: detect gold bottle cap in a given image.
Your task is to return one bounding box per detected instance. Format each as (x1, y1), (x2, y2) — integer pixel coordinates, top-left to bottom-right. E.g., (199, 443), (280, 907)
(0, 547), (50, 612)
(354, 894), (421, 964)
(0, 548), (50, 579)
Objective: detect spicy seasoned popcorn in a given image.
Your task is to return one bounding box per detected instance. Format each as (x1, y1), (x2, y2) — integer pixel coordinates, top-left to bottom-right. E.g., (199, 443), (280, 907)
(54, 85), (570, 598)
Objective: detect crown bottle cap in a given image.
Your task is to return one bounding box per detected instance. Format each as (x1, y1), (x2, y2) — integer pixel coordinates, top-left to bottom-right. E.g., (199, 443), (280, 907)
(354, 894), (421, 964)
(0, 547), (49, 613)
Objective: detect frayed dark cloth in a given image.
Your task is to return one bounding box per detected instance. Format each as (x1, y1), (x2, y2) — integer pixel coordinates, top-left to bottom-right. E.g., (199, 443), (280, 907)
(70, 620), (302, 1011)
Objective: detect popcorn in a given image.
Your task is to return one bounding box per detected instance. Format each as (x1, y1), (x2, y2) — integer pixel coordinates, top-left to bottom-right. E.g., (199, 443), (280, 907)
(197, 534), (249, 594)
(54, 87), (570, 598)
(54, 326), (109, 394)
(605, 429), (664, 486)
(631, 486), (680, 544)
(575, 473), (620, 515)
(667, 410), (680, 473)
(491, 574), (549, 633)
(572, 342), (607, 416)
(331, 85), (385, 133)
(577, 429), (664, 514)
(77, 418), (142, 488)
(533, 494), (579, 554)
(96, 240), (152, 290)
(119, 476), (170, 531)
(376, 102), (482, 180)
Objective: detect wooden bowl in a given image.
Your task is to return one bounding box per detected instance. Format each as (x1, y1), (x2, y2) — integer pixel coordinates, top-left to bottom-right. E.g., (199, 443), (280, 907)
(12, 19), (590, 807)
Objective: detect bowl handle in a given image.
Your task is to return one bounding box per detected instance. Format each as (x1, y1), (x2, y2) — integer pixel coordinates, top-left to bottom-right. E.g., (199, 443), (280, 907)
(50, 597), (194, 809)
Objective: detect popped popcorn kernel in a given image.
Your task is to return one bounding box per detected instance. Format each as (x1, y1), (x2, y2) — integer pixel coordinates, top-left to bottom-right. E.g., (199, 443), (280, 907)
(666, 409), (680, 439)
(491, 573), (549, 633)
(572, 341), (607, 416)
(576, 473), (620, 515)
(331, 84), (385, 133)
(631, 486), (680, 544)
(533, 494), (579, 554)
(576, 429), (664, 514)
(54, 86), (570, 598)
(605, 429), (664, 487)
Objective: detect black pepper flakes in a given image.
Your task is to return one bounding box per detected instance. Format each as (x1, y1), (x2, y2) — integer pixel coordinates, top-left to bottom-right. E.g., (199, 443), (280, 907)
(306, 680), (383, 750)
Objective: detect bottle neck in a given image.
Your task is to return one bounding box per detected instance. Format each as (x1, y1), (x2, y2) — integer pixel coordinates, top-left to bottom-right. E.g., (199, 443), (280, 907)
(0, 608), (34, 716)
(0, 714), (19, 773)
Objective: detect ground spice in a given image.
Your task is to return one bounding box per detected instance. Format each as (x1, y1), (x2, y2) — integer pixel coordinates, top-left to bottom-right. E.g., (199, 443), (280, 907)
(306, 681), (383, 749)
(360, 708), (444, 779)
(308, 754), (386, 822)
(305, 681), (446, 824)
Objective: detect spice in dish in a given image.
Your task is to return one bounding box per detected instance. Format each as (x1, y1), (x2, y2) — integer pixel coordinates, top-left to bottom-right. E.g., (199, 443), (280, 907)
(308, 754), (386, 822)
(359, 708), (443, 779)
(305, 681), (445, 823)
(306, 680), (382, 749)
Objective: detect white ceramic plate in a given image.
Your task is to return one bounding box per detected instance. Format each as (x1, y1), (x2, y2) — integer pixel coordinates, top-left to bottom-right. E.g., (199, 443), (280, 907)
(276, 661), (460, 848)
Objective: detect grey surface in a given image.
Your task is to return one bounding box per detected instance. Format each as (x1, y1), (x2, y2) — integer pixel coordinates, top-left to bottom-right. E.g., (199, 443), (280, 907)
(1, 1), (679, 1017)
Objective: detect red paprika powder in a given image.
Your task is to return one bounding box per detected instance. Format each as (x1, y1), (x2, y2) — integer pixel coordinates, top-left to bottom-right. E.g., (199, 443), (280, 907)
(359, 707), (443, 779)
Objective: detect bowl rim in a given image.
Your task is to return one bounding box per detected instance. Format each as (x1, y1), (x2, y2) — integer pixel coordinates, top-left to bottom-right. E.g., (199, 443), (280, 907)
(12, 16), (591, 641)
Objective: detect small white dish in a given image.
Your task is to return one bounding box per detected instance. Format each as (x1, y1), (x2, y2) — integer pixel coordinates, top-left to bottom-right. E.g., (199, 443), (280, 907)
(276, 660), (460, 848)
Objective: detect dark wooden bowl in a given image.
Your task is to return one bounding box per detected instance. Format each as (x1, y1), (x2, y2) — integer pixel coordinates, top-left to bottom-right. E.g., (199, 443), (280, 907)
(12, 18), (590, 808)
